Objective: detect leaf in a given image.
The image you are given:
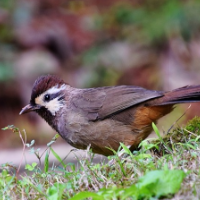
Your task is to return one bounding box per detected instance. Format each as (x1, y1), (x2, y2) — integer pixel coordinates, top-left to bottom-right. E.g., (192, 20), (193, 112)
(69, 191), (102, 200)
(2, 125), (19, 133)
(47, 183), (66, 200)
(137, 169), (186, 197)
(119, 143), (132, 155)
(139, 139), (159, 151)
(26, 140), (35, 147)
(152, 122), (163, 142)
(44, 151), (49, 173)
(25, 162), (37, 171)
(50, 147), (66, 168)
(97, 186), (139, 200)
(152, 122), (172, 153)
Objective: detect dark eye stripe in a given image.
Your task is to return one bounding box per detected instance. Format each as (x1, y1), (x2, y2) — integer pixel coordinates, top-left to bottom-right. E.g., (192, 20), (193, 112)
(58, 95), (65, 101)
(44, 92), (63, 102)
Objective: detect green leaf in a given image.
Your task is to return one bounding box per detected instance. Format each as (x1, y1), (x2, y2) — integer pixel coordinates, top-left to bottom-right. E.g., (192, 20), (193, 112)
(139, 139), (159, 151)
(50, 147), (66, 168)
(44, 151), (49, 173)
(69, 191), (102, 200)
(25, 162), (37, 171)
(152, 122), (172, 153)
(47, 183), (66, 200)
(137, 169), (186, 197)
(152, 122), (163, 142)
(2, 125), (19, 133)
(119, 143), (132, 155)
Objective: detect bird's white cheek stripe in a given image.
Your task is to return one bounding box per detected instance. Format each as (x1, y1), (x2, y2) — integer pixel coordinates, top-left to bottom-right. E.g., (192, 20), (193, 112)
(45, 97), (64, 116)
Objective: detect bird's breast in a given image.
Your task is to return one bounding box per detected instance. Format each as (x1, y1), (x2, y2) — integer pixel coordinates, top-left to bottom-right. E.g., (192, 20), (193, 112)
(58, 110), (136, 155)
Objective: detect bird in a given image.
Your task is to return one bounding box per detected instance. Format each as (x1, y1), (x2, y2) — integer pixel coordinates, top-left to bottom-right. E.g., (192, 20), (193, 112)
(20, 75), (200, 156)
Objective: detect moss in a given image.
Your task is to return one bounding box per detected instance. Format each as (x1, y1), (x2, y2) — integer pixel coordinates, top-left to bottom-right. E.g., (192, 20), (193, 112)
(142, 117), (200, 155)
(184, 116), (200, 136)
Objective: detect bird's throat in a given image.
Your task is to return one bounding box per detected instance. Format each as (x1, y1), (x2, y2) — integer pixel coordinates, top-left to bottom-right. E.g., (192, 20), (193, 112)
(36, 108), (59, 132)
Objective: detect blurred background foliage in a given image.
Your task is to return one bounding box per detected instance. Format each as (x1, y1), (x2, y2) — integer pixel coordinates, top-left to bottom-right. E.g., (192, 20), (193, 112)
(1, 0), (200, 149)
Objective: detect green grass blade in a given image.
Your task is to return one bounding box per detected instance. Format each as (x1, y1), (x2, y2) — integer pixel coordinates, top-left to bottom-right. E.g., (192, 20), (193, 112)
(50, 147), (67, 168)
(44, 150), (49, 173)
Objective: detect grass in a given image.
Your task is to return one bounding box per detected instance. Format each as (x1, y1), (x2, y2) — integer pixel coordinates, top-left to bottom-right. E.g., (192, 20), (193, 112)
(1, 117), (200, 199)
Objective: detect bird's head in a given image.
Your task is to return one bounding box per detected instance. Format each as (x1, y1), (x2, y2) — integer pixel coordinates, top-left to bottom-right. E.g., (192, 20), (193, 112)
(20, 75), (69, 119)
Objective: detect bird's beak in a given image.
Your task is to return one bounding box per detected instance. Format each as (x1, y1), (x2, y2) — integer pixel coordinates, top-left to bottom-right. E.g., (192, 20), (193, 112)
(19, 104), (41, 115)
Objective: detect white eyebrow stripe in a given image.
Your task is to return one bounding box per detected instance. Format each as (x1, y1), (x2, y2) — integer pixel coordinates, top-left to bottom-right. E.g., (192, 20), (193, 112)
(46, 84), (67, 95)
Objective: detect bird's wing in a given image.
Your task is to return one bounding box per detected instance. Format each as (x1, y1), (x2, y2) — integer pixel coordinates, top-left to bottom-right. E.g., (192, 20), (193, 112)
(72, 85), (164, 121)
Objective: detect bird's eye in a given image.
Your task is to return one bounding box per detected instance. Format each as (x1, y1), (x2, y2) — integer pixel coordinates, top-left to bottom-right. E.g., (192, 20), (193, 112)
(44, 94), (50, 101)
